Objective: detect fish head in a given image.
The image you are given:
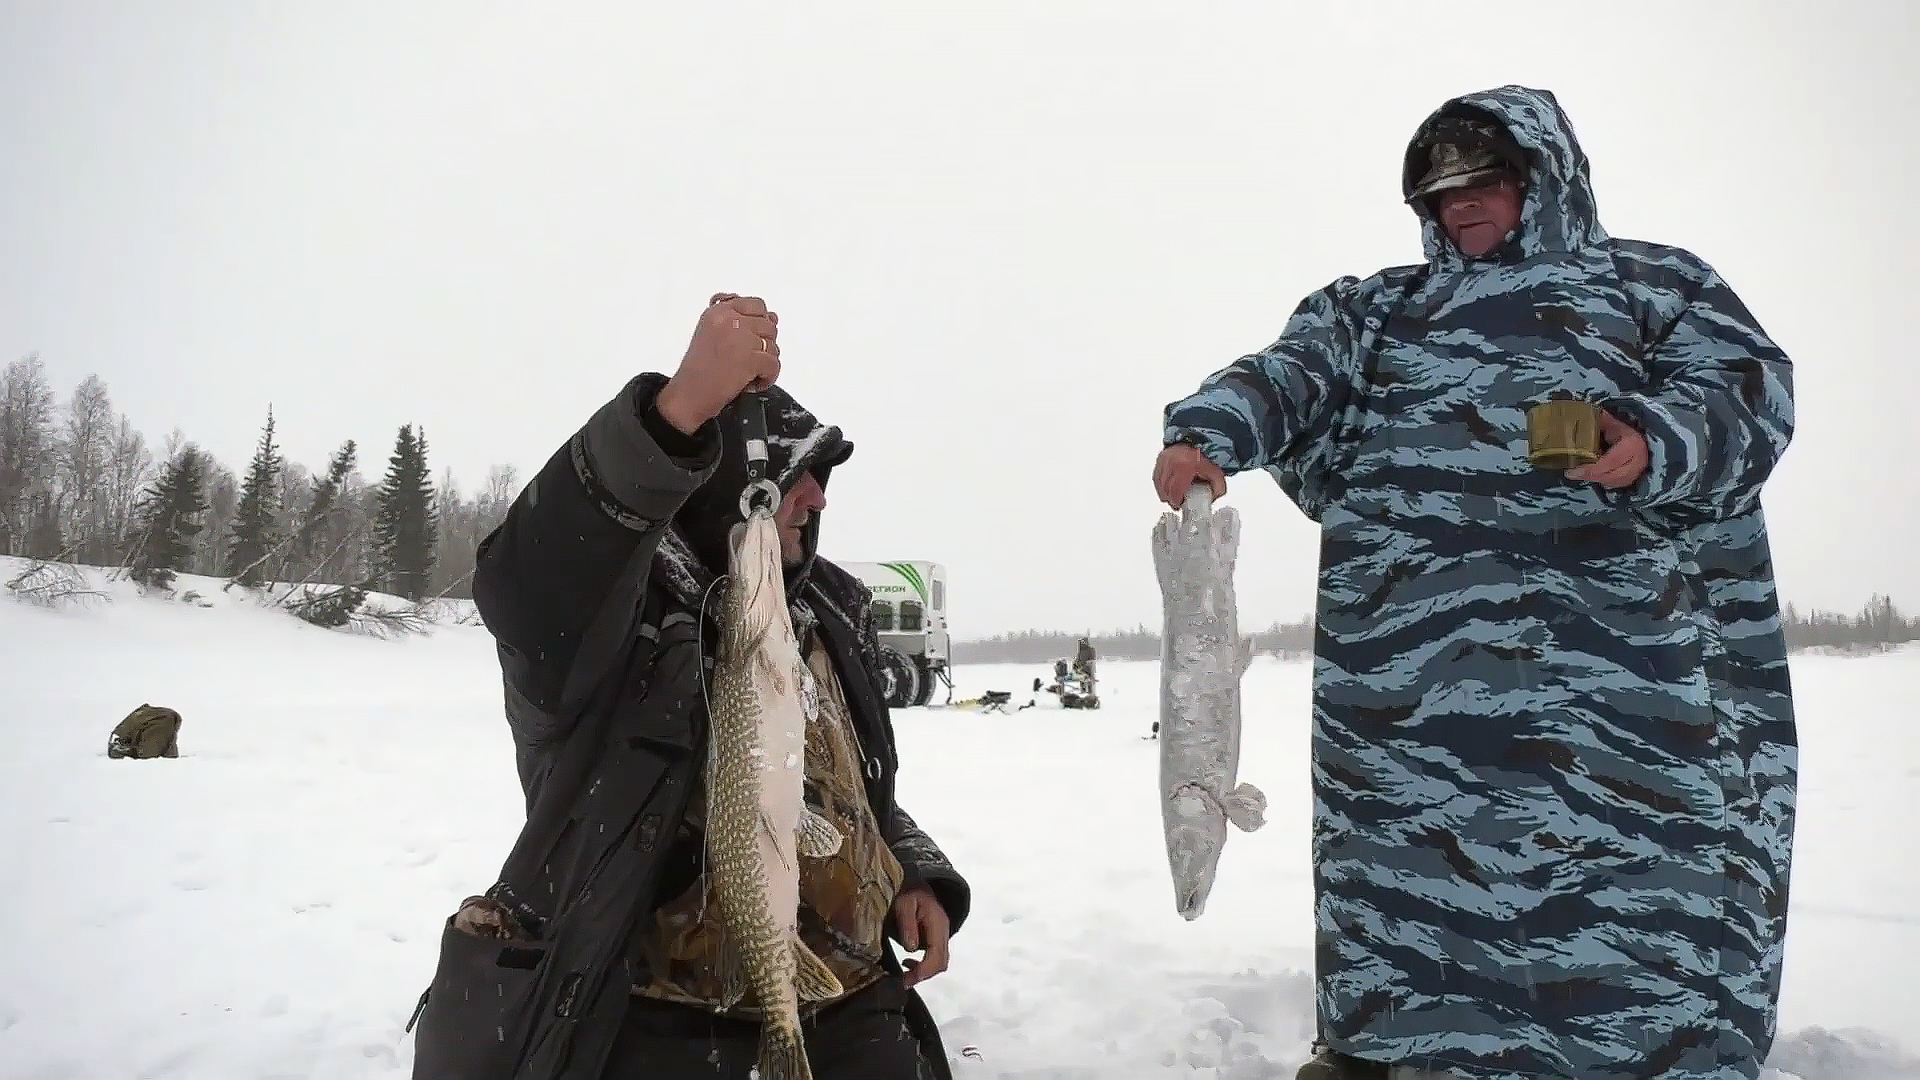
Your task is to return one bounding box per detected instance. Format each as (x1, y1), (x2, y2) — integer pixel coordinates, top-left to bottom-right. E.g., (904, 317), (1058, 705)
(1165, 788), (1229, 920)
(716, 512), (788, 656)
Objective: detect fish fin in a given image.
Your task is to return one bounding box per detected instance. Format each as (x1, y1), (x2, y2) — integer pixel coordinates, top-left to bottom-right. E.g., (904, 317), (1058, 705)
(759, 811), (797, 872)
(795, 808), (844, 859)
(756, 1017), (814, 1080)
(755, 647), (789, 693)
(1149, 513), (1176, 579)
(1221, 782), (1269, 832)
(791, 935), (844, 1003)
(1213, 501), (1241, 565)
(716, 932), (749, 1010)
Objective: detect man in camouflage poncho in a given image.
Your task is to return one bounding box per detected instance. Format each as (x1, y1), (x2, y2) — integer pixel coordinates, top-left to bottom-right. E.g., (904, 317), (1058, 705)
(1155, 86), (1796, 1080)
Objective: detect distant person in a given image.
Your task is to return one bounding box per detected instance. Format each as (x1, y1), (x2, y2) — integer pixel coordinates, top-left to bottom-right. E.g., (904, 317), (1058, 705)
(411, 294), (970, 1080)
(106, 703), (182, 759)
(1153, 85), (1795, 1080)
(1073, 636), (1096, 683)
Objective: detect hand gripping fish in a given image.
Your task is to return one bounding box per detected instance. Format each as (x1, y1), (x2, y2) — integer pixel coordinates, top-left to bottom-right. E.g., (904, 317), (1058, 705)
(1152, 482), (1268, 920)
(705, 393), (848, 1080)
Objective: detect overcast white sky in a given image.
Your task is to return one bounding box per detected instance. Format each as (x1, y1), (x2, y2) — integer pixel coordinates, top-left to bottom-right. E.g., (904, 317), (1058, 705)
(2, 1), (1912, 635)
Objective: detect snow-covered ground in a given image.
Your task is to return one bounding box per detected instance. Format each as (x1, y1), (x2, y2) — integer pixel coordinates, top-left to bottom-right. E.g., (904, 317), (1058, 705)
(2, 557), (1916, 1079)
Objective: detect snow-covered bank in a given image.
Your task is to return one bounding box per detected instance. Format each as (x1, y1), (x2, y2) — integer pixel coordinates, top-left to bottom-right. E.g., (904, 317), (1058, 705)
(1, 559), (1915, 1078)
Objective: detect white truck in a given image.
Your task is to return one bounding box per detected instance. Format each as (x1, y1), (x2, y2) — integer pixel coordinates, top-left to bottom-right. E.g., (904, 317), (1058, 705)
(840, 560), (952, 709)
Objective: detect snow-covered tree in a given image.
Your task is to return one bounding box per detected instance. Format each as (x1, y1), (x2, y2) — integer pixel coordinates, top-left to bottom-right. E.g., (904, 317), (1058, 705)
(130, 445), (210, 590)
(225, 407), (285, 585)
(58, 375), (115, 563)
(372, 425), (437, 600)
(290, 439), (358, 582)
(0, 354), (58, 556)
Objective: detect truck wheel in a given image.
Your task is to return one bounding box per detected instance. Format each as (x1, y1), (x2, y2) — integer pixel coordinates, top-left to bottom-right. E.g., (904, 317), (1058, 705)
(881, 646), (921, 709)
(911, 658), (936, 707)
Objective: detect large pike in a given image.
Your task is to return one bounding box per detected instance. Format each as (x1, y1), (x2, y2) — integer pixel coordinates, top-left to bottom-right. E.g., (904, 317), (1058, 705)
(1152, 482), (1268, 920)
(706, 493), (848, 1080)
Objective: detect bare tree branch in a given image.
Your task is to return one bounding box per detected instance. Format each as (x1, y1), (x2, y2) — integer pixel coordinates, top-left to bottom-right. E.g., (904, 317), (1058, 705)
(5, 559), (105, 609)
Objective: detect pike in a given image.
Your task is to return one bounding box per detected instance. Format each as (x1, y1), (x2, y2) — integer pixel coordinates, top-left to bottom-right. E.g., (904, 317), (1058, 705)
(703, 394), (847, 1080)
(1152, 482), (1268, 920)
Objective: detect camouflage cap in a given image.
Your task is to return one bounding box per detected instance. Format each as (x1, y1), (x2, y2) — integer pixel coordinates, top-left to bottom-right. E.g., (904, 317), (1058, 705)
(1407, 116), (1527, 202)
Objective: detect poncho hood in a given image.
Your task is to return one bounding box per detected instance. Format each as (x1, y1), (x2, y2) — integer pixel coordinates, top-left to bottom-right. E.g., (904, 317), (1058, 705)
(1403, 85), (1609, 266)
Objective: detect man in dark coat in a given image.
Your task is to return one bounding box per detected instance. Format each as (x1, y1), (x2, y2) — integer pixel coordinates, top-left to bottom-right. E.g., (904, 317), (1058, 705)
(408, 294), (970, 1080)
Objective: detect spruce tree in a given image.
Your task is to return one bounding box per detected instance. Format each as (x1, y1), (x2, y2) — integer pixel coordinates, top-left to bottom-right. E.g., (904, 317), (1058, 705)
(293, 439), (357, 578)
(373, 425), (437, 600)
(131, 445), (210, 590)
(225, 407), (284, 585)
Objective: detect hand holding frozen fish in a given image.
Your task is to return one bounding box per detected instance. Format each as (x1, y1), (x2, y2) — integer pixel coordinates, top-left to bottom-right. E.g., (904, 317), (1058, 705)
(1152, 481), (1267, 921)
(704, 391), (848, 1080)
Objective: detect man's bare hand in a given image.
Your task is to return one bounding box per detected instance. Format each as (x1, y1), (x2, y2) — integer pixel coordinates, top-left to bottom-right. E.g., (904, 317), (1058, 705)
(892, 884), (951, 989)
(1567, 409), (1649, 490)
(1154, 443), (1227, 508)
(655, 293), (782, 435)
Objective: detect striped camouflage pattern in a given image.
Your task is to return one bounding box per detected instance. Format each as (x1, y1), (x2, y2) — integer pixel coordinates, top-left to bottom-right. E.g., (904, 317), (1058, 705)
(1162, 85), (1796, 1080)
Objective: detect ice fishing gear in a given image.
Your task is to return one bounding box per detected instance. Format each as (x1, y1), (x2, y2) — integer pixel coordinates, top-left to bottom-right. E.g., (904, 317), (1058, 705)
(736, 391), (780, 520)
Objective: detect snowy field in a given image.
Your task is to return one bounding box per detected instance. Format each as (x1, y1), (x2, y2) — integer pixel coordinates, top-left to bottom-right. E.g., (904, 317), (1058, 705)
(2, 558), (1917, 1080)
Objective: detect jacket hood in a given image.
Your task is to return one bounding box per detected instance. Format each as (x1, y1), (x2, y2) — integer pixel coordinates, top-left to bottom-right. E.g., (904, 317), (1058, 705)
(1402, 85), (1608, 266)
(668, 384), (853, 600)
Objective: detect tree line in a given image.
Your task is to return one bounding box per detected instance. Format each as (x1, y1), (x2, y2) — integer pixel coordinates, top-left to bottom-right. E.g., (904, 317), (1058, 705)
(0, 353), (517, 606)
(957, 598), (1920, 665)
(8, 351), (1914, 652)
(953, 619), (1317, 665)
(1781, 595), (1919, 653)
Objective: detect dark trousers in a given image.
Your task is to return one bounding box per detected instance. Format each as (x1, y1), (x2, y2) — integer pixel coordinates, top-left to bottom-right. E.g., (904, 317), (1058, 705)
(600, 975), (936, 1079)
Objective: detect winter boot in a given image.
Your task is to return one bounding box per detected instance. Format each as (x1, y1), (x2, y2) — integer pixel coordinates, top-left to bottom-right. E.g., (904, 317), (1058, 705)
(1296, 1046), (1389, 1080)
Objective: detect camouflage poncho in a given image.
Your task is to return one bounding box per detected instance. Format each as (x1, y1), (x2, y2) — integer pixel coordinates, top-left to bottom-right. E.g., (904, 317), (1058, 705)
(1164, 85), (1796, 1080)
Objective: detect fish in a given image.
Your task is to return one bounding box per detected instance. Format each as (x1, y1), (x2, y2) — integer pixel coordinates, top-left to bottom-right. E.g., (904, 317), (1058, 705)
(704, 501), (848, 1080)
(1151, 482), (1269, 920)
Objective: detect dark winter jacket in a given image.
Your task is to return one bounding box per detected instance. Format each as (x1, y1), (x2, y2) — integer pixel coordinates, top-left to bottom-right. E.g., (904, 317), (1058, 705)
(407, 372), (971, 1080)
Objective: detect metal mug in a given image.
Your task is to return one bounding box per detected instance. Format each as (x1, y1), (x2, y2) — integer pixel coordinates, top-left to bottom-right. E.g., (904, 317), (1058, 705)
(1526, 398), (1600, 469)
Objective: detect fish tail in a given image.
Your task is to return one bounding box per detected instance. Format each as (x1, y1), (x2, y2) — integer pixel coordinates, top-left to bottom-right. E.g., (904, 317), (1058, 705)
(756, 1016), (813, 1080)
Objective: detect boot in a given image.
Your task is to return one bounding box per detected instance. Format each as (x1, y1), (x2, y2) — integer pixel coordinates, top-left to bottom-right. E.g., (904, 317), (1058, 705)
(1296, 1045), (1389, 1080)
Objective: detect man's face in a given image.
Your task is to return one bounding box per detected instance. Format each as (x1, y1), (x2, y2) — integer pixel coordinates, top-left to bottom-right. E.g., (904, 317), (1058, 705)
(775, 471), (827, 567)
(1435, 176), (1524, 258)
